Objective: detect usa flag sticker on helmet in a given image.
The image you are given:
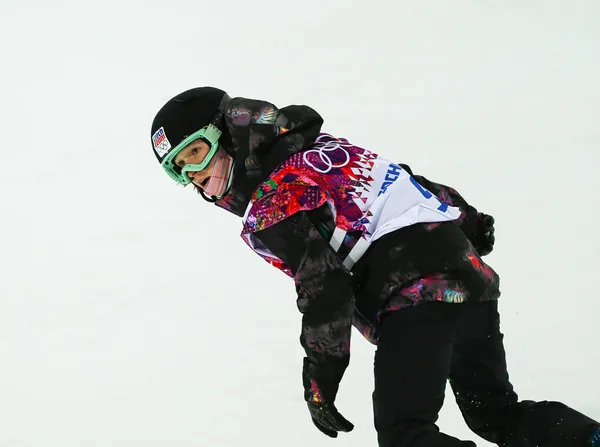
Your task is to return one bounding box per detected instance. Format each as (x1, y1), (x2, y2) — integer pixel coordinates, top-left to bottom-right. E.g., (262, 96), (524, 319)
(152, 127), (171, 157)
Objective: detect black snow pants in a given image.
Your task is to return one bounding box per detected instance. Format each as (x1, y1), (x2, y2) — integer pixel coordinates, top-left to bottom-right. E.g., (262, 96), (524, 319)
(373, 300), (599, 447)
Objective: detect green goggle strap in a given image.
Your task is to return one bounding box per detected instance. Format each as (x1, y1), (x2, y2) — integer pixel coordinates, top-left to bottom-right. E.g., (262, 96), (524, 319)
(161, 124), (222, 184)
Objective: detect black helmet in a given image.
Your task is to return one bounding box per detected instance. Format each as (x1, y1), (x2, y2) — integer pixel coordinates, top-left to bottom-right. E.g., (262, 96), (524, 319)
(150, 87), (230, 184)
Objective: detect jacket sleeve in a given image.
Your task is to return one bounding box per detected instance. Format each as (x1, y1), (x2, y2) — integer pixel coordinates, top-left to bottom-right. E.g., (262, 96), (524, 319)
(399, 163), (481, 244)
(253, 209), (354, 405)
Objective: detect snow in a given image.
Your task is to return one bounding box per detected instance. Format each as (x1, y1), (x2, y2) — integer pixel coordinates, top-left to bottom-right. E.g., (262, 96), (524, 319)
(1, 1), (598, 445)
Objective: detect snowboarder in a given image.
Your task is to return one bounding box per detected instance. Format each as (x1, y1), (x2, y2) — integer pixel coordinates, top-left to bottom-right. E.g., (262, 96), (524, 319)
(149, 87), (600, 447)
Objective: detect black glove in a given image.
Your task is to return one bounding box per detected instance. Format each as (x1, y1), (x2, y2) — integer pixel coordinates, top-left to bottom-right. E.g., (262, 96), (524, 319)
(475, 213), (495, 256)
(307, 401), (354, 438)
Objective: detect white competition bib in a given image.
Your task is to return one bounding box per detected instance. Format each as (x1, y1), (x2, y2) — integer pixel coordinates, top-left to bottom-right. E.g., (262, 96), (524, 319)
(329, 158), (461, 269)
(242, 135), (462, 271)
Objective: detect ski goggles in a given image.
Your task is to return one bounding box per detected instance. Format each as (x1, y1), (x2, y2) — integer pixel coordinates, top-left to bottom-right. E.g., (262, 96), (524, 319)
(160, 124), (222, 185)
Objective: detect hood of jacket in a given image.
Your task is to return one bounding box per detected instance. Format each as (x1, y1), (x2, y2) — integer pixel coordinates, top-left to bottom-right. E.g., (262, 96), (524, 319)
(213, 97), (324, 217)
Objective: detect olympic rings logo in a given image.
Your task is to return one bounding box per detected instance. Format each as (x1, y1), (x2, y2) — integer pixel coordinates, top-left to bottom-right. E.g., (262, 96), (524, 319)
(303, 138), (351, 173)
(154, 141), (171, 156)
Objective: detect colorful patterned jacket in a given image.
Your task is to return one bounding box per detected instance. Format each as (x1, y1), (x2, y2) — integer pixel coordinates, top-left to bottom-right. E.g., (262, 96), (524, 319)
(214, 98), (500, 405)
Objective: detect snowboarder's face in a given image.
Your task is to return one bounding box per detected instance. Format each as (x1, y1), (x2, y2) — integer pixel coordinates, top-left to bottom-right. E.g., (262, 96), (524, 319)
(174, 139), (218, 189)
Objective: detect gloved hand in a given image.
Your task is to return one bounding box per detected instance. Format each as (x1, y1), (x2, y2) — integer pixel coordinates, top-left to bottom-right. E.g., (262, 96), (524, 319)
(475, 213), (495, 256)
(307, 401), (354, 438)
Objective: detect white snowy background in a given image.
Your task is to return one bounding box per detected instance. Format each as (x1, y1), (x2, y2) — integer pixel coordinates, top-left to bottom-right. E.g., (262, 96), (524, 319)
(1, 1), (598, 446)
